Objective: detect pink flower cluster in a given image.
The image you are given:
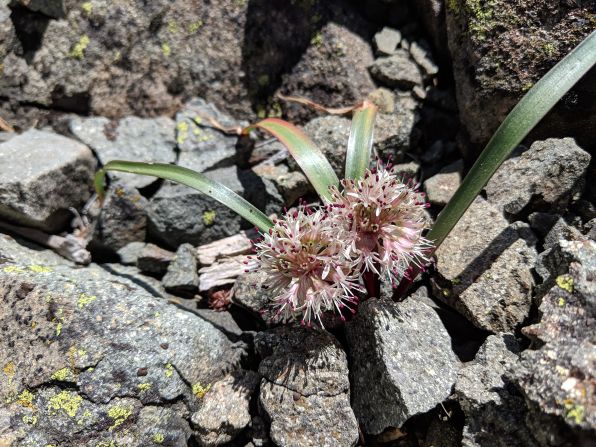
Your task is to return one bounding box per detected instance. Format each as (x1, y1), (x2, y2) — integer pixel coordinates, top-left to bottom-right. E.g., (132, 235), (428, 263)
(252, 164), (432, 326)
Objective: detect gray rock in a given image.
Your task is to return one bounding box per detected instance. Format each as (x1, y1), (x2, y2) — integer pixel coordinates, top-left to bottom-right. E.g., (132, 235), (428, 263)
(191, 371), (260, 446)
(277, 20), (375, 123)
(100, 263), (170, 299)
(147, 166), (281, 248)
(512, 239), (596, 444)
(346, 296), (459, 434)
(409, 40), (438, 77)
(485, 139), (591, 218)
(393, 161), (421, 181)
(369, 50), (423, 89)
(455, 334), (537, 447)
(256, 327), (359, 447)
(162, 243), (199, 296)
(542, 217), (585, 250)
(70, 116), (176, 189)
(91, 182), (148, 251)
(15, 0), (75, 18)
(423, 159), (463, 207)
(137, 243), (175, 277)
(117, 241), (147, 265)
(374, 27), (402, 56)
(373, 94), (419, 156)
(0, 232), (245, 446)
(435, 197), (537, 332)
(0, 129), (96, 232)
(287, 115), (350, 178)
(198, 255), (246, 293)
(253, 163), (310, 206)
(0, 3), (17, 59)
(176, 98), (245, 173)
(367, 87), (396, 114)
(232, 271), (275, 323)
(196, 231), (255, 267)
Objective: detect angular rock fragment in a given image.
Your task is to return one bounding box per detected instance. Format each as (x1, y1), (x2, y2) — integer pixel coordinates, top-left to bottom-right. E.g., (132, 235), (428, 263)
(423, 159), (463, 207)
(0, 129), (96, 232)
(162, 243), (199, 296)
(70, 116), (176, 189)
(369, 50), (422, 89)
(232, 270), (275, 323)
(435, 197), (537, 332)
(256, 327), (358, 447)
(117, 241), (147, 266)
(346, 296), (459, 434)
(137, 243), (175, 277)
(199, 255), (247, 293)
(374, 27), (402, 56)
(486, 139), (590, 218)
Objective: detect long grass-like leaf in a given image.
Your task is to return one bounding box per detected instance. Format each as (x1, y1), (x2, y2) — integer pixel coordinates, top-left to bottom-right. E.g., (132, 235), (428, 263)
(94, 161), (274, 232)
(396, 30), (596, 299)
(248, 118), (339, 201)
(345, 101), (377, 180)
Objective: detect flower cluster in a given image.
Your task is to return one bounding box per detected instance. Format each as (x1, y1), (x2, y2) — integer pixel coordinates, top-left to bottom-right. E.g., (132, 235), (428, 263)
(253, 164), (432, 326)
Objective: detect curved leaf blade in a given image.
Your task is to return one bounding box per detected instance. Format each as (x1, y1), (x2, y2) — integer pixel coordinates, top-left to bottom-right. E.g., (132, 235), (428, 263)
(94, 161), (274, 232)
(345, 101), (377, 180)
(249, 118), (339, 201)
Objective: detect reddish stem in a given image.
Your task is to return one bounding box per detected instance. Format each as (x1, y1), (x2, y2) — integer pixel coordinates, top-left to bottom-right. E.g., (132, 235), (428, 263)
(363, 269), (380, 299)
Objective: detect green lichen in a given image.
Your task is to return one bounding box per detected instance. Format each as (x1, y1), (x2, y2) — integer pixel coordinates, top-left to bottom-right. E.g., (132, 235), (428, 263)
(77, 293), (97, 308)
(3, 265), (25, 273)
(137, 382), (152, 392)
(69, 35), (90, 59)
(564, 400), (585, 424)
(81, 1), (93, 15)
(51, 367), (75, 382)
(164, 363), (174, 378)
(310, 31), (323, 47)
(556, 275), (574, 294)
(192, 382), (211, 399)
(77, 409), (93, 425)
(188, 20), (203, 34)
(107, 405), (132, 431)
(16, 389), (35, 409)
(3, 361), (15, 382)
(202, 210), (216, 226)
(161, 42), (171, 57)
(558, 297), (566, 307)
(542, 41), (558, 57)
(56, 322), (63, 336)
(167, 20), (179, 33)
(48, 390), (82, 417)
(257, 74), (270, 87)
(22, 414), (37, 425)
(177, 121), (189, 144)
(153, 433), (165, 444)
(29, 264), (52, 273)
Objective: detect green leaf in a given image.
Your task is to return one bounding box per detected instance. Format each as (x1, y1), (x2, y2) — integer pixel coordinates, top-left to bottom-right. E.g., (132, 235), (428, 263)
(345, 101), (377, 180)
(427, 30), (596, 250)
(249, 118), (339, 201)
(94, 161), (273, 232)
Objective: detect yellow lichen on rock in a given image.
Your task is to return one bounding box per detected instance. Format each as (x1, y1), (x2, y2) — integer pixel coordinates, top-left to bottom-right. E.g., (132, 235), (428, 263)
(556, 274), (574, 294)
(107, 405), (132, 431)
(77, 293), (97, 308)
(192, 382), (211, 399)
(47, 390), (82, 417)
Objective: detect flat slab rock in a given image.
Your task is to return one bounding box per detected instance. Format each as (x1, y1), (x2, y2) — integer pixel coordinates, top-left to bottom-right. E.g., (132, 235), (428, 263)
(255, 327), (359, 447)
(0, 129), (96, 232)
(435, 197), (537, 332)
(346, 296), (459, 435)
(0, 233), (246, 446)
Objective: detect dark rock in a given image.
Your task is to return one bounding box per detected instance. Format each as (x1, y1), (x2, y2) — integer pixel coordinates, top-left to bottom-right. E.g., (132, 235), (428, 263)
(137, 243), (174, 277)
(147, 166), (282, 248)
(91, 182), (148, 251)
(252, 163), (310, 206)
(511, 239), (596, 445)
(374, 27), (402, 56)
(0, 129), (96, 232)
(485, 139), (590, 219)
(162, 243), (199, 296)
(423, 159), (463, 207)
(445, 0), (594, 151)
(70, 116), (176, 189)
(369, 50), (423, 89)
(455, 334), (537, 447)
(256, 327), (358, 447)
(117, 241), (147, 266)
(232, 271), (275, 323)
(277, 20), (375, 123)
(393, 161), (420, 181)
(0, 232), (245, 446)
(543, 218), (585, 250)
(191, 371), (260, 446)
(409, 40), (438, 77)
(346, 296), (459, 434)
(435, 197), (537, 332)
(373, 94), (419, 157)
(176, 98), (245, 173)
(412, 0), (449, 61)
(15, 0), (75, 18)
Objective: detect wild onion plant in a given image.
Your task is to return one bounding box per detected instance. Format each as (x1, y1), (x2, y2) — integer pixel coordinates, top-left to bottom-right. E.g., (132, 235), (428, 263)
(95, 31), (596, 327)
